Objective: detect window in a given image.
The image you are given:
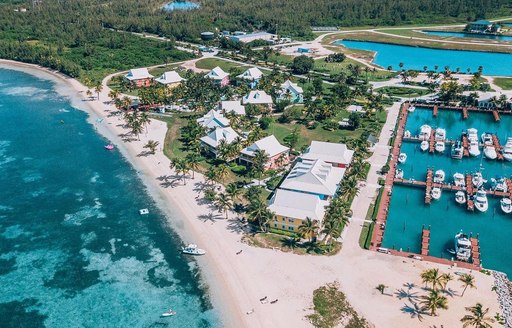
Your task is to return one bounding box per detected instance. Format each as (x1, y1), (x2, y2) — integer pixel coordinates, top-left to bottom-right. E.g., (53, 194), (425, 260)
(274, 224), (277, 228)
(288, 226), (294, 231)
(288, 218), (294, 223)
(282, 225), (286, 229)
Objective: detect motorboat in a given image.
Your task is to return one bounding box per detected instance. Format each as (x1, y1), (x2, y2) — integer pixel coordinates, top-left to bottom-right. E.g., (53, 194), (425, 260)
(433, 169), (445, 183)
(481, 132), (493, 146)
(182, 244), (206, 255)
(139, 208), (149, 215)
(435, 141), (445, 153)
(474, 189), (489, 212)
(490, 177), (508, 193)
(483, 146), (497, 160)
(435, 128), (446, 141)
(404, 130), (411, 138)
(468, 141), (481, 157)
(398, 153), (407, 164)
(104, 144), (114, 150)
(500, 198), (512, 214)
(503, 137), (512, 161)
(420, 140), (429, 152)
(453, 173), (465, 187)
(419, 125), (432, 140)
(455, 191), (466, 205)
(467, 128), (478, 141)
(431, 187), (442, 200)
(161, 309), (176, 317)
(451, 141), (463, 159)
(395, 168), (404, 179)
(407, 105), (416, 112)
(472, 172), (487, 189)
(454, 231), (472, 262)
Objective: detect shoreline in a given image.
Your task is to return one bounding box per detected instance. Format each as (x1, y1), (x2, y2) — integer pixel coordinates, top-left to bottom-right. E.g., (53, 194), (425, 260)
(1, 59), (505, 328)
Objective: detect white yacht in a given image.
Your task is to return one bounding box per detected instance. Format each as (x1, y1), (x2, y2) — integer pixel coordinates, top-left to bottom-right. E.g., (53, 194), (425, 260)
(435, 128), (446, 141)
(491, 177), (508, 193)
(431, 187), (442, 200)
(451, 141), (463, 159)
(404, 130), (411, 138)
(500, 198), (512, 214)
(398, 153), (407, 164)
(408, 105), (416, 112)
(419, 125), (432, 140)
(467, 128), (478, 141)
(453, 173), (465, 187)
(474, 189), (489, 212)
(502, 137), (512, 161)
(455, 191), (466, 205)
(483, 146), (497, 160)
(481, 132), (493, 146)
(469, 141), (481, 157)
(395, 168), (404, 179)
(420, 140), (429, 152)
(435, 141), (445, 153)
(161, 309), (176, 317)
(454, 231), (472, 262)
(472, 172), (487, 189)
(181, 244), (206, 255)
(433, 169), (445, 183)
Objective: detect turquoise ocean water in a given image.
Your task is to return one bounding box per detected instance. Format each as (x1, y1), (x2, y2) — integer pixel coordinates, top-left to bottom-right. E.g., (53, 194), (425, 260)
(0, 68), (220, 327)
(383, 108), (512, 276)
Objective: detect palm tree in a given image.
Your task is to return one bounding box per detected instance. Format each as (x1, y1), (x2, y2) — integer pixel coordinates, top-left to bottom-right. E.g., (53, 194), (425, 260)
(86, 89), (93, 99)
(215, 192), (233, 219)
(225, 183), (242, 203)
(321, 220), (342, 245)
(460, 303), (495, 328)
(298, 217), (319, 242)
(376, 284), (387, 295)
(420, 290), (448, 316)
(420, 268), (445, 291)
(251, 149), (269, 179)
(338, 176), (359, 201)
(143, 140), (159, 154)
(458, 273), (476, 297)
(173, 158), (190, 185)
(246, 200), (272, 232)
(214, 164), (230, 184)
(205, 166), (218, 185)
(139, 111), (151, 134)
(185, 153), (201, 179)
(94, 83), (103, 101)
(440, 272), (453, 290)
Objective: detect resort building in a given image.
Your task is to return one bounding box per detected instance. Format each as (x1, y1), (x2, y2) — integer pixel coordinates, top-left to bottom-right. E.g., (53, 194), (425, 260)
(196, 109), (230, 129)
(219, 100), (246, 116)
(124, 68), (153, 87)
(268, 189), (327, 233)
(279, 158), (346, 200)
(278, 80), (304, 103)
(200, 127), (240, 157)
(466, 20), (500, 33)
(204, 67), (230, 87)
(155, 71), (185, 88)
(239, 135), (289, 169)
(242, 90), (273, 109)
(237, 67), (264, 88)
(230, 32), (277, 44)
(301, 141), (354, 168)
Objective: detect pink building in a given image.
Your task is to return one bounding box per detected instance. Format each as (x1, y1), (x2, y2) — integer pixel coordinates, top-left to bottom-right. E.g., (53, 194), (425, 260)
(124, 68), (154, 87)
(204, 66), (230, 87)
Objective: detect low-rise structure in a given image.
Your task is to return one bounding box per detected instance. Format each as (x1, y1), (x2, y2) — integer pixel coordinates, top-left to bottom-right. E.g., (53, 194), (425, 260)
(155, 71), (185, 88)
(230, 32), (277, 44)
(278, 80), (304, 103)
(125, 68), (153, 87)
(237, 67), (264, 88)
(219, 100), (246, 116)
(200, 127), (240, 157)
(242, 90), (273, 109)
(239, 135), (289, 169)
(301, 141), (354, 168)
(466, 20), (501, 33)
(204, 66), (230, 87)
(197, 109), (230, 129)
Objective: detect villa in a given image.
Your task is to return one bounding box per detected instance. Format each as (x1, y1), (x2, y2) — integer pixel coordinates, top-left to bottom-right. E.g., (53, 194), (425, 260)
(230, 32), (277, 44)
(155, 71), (185, 88)
(268, 189), (327, 233)
(301, 141), (354, 168)
(242, 90), (273, 109)
(237, 67), (264, 88)
(200, 127), (240, 157)
(124, 68), (153, 87)
(239, 135), (289, 169)
(204, 66), (230, 87)
(196, 109), (230, 129)
(466, 20), (501, 33)
(279, 158), (346, 200)
(219, 100), (246, 116)
(278, 80), (303, 103)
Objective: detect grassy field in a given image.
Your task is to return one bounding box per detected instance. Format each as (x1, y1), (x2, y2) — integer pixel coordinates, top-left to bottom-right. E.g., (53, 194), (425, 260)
(375, 86), (430, 98)
(313, 58), (394, 81)
(494, 77), (512, 90)
(195, 58), (248, 71)
(148, 64), (183, 78)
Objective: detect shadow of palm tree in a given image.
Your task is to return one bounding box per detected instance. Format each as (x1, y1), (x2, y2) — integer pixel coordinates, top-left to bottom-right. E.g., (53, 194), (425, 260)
(157, 175), (170, 182)
(395, 288), (420, 302)
(160, 179), (179, 188)
(401, 302), (426, 321)
(197, 212), (224, 223)
(404, 282), (416, 290)
(305, 241), (323, 254)
(443, 287), (458, 298)
(226, 218), (247, 234)
(137, 150), (153, 157)
(281, 237), (300, 249)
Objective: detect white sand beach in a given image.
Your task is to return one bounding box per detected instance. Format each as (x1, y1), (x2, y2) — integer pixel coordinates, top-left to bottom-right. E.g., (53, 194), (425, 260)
(0, 59), (503, 328)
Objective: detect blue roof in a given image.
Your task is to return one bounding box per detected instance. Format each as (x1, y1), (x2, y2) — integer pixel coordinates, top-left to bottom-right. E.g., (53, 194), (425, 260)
(471, 20), (491, 25)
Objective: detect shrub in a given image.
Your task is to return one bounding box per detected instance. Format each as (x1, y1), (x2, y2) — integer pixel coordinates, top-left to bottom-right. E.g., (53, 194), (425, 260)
(259, 117), (273, 129)
(291, 55), (314, 74)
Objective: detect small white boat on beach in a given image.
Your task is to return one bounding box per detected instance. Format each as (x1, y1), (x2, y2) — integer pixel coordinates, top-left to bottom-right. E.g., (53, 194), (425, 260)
(502, 137), (512, 161)
(419, 125), (432, 140)
(455, 191), (466, 205)
(483, 146), (497, 160)
(451, 141), (463, 159)
(395, 168), (404, 179)
(433, 169), (445, 183)
(420, 140), (429, 152)
(435, 141), (445, 153)
(472, 172), (487, 189)
(474, 189), (489, 212)
(453, 173), (465, 187)
(500, 198), (512, 214)
(398, 153), (407, 164)
(161, 309), (176, 317)
(435, 128), (446, 141)
(454, 231), (472, 262)
(431, 187), (442, 200)
(182, 244), (206, 255)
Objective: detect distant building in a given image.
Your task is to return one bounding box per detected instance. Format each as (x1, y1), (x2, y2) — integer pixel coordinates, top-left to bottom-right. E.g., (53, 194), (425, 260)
(237, 67), (264, 88)
(204, 66), (230, 87)
(278, 80), (304, 104)
(219, 100), (246, 116)
(125, 68), (153, 87)
(230, 32), (277, 44)
(200, 127), (240, 157)
(200, 32), (215, 41)
(197, 109), (230, 129)
(155, 71), (185, 88)
(242, 90), (273, 109)
(467, 20), (500, 33)
(239, 135), (289, 169)
(301, 141), (354, 168)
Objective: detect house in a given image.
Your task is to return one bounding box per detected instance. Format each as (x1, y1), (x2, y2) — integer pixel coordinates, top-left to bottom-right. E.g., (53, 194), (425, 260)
(230, 32), (277, 44)
(268, 189), (327, 233)
(279, 158), (346, 200)
(242, 90), (273, 109)
(125, 68), (153, 87)
(219, 100), (246, 116)
(204, 67), (230, 87)
(200, 127), (240, 157)
(237, 67), (264, 88)
(467, 20), (500, 33)
(196, 109), (230, 129)
(301, 141), (354, 168)
(155, 71), (185, 88)
(367, 134), (378, 147)
(278, 80), (304, 103)
(239, 135), (289, 169)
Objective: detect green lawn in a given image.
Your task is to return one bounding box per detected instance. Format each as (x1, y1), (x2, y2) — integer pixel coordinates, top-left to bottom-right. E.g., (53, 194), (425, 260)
(375, 86), (430, 98)
(148, 64), (182, 78)
(494, 77), (512, 90)
(266, 53), (294, 66)
(195, 58), (248, 71)
(313, 58), (394, 81)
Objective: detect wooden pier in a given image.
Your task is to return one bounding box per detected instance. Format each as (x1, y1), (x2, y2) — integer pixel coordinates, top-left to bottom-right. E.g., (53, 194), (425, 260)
(425, 169), (433, 204)
(493, 110), (500, 122)
(433, 105), (438, 117)
(471, 237), (481, 267)
(462, 134), (469, 157)
(492, 134), (504, 160)
(421, 228), (430, 256)
(414, 103), (511, 120)
(429, 130), (436, 153)
(462, 107), (468, 119)
(466, 174), (475, 211)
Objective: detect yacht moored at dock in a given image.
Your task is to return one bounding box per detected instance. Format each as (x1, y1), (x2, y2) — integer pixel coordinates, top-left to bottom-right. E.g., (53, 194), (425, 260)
(453, 173), (465, 187)
(431, 187), (442, 200)
(398, 153), (407, 164)
(455, 191), (466, 205)
(451, 140), (463, 159)
(420, 140), (429, 152)
(474, 189), (489, 212)
(454, 231), (472, 262)
(433, 169), (445, 183)
(500, 198), (512, 214)
(419, 124), (432, 140)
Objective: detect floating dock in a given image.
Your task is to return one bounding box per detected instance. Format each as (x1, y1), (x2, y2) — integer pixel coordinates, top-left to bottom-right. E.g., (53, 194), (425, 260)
(462, 107), (468, 119)
(471, 237), (481, 267)
(425, 169), (433, 204)
(462, 134), (469, 157)
(421, 228), (430, 256)
(433, 105), (438, 117)
(429, 130), (436, 153)
(493, 110), (500, 122)
(492, 134), (504, 160)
